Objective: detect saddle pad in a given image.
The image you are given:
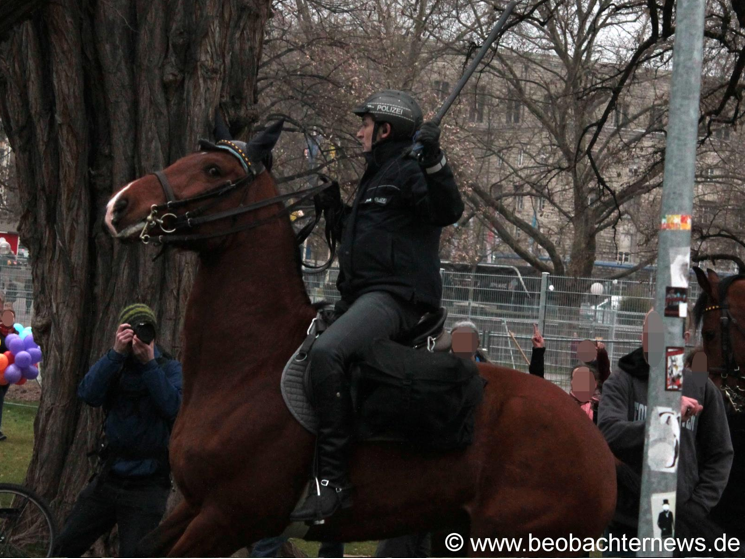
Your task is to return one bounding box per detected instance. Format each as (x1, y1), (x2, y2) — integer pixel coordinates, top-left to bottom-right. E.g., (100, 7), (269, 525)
(279, 315), (418, 444)
(281, 317), (320, 434)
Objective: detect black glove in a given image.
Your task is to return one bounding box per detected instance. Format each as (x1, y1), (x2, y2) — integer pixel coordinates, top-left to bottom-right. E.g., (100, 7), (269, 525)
(315, 180), (342, 212)
(417, 121), (442, 165)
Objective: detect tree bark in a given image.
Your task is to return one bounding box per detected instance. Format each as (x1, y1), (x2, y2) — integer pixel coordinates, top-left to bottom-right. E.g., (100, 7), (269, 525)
(0, 0), (271, 527)
(0, 0), (48, 42)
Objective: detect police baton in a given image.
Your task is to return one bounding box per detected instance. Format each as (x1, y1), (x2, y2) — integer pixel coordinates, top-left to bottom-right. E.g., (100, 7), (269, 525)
(412, 0), (519, 154)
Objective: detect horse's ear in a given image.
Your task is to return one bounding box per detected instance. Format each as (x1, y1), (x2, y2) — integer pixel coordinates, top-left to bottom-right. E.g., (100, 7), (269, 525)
(693, 267), (712, 297)
(706, 268), (721, 295)
(246, 120), (284, 163)
(214, 108), (232, 141)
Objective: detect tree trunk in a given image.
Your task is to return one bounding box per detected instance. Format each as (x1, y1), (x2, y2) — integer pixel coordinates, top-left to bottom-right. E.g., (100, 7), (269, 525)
(0, 0), (271, 527)
(0, 0), (48, 41)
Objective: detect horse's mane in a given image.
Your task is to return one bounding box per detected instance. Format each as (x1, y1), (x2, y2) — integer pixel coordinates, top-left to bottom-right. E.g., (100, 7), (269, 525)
(693, 273), (745, 329)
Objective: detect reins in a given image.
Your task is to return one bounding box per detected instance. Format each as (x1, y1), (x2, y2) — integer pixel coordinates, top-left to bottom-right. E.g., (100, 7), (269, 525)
(138, 151), (338, 272)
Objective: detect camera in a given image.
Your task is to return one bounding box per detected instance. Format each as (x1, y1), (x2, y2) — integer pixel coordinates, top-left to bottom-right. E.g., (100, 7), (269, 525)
(130, 322), (156, 345)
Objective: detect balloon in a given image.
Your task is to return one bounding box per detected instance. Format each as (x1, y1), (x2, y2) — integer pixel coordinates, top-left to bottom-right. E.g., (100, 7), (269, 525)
(4, 364), (21, 384)
(23, 334), (37, 350)
(16, 377), (27, 385)
(0, 354), (8, 371)
(28, 348), (42, 364)
(14, 351), (31, 369)
(4, 334), (19, 347)
(20, 327), (32, 339)
(4, 351), (14, 365)
(0, 372), (7, 386)
(23, 366), (38, 380)
(9, 338), (25, 355)
(13, 323), (23, 333)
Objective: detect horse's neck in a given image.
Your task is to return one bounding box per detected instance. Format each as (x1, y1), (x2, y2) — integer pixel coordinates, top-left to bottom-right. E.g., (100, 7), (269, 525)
(182, 224), (316, 398)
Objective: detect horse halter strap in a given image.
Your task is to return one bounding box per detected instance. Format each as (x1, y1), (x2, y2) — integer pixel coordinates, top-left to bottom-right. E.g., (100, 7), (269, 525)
(139, 153), (335, 249)
(703, 291), (745, 412)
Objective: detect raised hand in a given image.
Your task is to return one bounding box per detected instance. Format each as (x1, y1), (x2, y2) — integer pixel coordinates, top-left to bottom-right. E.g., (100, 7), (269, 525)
(114, 324), (134, 355)
(132, 335), (155, 364)
(532, 324), (545, 348)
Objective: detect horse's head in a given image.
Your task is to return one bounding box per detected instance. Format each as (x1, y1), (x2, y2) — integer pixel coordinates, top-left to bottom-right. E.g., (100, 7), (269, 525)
(693, 266), (745, 411)
(105, 119), (284, 249)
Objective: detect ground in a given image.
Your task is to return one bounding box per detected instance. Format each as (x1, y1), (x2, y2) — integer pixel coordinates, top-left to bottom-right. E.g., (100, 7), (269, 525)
(0, 386), (37, 485)
(0, 383), (378, 557)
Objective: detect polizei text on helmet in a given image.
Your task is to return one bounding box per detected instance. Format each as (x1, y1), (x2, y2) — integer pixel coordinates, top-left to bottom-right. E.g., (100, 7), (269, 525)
(374, 103), (404, 115)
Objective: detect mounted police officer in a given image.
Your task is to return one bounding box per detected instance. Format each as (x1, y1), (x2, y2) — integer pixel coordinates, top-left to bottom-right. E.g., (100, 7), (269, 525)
(291, 90), (464, 524)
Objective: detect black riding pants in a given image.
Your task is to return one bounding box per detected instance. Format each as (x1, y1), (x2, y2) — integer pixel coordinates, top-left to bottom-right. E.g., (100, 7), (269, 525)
(308, 291), (422, 389)
(53, 474), (170, 557)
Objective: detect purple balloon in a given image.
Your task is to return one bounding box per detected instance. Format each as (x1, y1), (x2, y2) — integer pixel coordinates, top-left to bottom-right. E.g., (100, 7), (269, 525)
(23, 334), (37, 350)
(4, 333), (19, 347)
(4, 364), (21, 384)
(23, 365), (38, 380)
(14, 351), (31, 369)
(28, 348), (42, 364)
(8, 338), (24, 355)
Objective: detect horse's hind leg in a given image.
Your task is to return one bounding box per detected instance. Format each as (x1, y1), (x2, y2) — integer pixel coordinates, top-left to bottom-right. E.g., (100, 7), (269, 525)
(168, 509), (241, 557)
(137, 500), (196, 557)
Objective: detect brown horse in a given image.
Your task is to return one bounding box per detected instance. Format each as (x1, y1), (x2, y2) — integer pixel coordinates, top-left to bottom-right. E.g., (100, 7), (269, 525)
(104, 122), (616, 557)
(692, 267), (745, 543)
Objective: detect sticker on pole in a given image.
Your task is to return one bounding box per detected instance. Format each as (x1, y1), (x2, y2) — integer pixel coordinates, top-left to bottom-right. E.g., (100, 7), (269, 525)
(651, 491), (676, 540)
(660, 214), (691, 230)
(669, 247), (690, 288)
(647, 406), (680, 473)
(664, 287), (688, 318)
(666, 347), (685, 391)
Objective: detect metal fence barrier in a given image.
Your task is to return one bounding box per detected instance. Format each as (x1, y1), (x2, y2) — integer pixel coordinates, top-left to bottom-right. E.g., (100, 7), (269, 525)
(304, 268), (702, 392)
(0, 258), (33, 327)
(6, 259), (701, 393)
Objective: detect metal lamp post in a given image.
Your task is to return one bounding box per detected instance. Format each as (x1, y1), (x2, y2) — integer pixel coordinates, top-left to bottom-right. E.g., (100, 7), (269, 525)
(591, 282), (604, 337)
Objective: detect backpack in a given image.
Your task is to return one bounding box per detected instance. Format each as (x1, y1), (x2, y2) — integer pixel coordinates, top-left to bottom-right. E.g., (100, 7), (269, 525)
(355, 338), (486, 451)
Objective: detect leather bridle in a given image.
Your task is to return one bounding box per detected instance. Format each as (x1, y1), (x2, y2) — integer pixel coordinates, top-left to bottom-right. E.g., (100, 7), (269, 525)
(138, 146), (337, 272)
(702, 278), (745, 412)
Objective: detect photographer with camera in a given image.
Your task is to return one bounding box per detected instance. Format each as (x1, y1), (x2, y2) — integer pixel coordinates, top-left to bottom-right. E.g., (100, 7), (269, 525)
(54, 304), (182, 557)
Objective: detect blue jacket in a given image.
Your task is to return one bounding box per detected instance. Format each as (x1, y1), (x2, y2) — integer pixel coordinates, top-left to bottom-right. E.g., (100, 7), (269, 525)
(78, 346), (183, 478)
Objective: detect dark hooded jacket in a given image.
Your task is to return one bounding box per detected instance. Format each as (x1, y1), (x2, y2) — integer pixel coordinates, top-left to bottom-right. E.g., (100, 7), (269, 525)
(336, 140), (463, 310)
(598, 347), (733, 516)
(78, 347), (182, 480)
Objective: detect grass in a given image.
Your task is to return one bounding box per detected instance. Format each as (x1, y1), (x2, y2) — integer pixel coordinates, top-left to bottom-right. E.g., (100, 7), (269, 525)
(0, 399), (37, 485)
(292, 540), (379, 557)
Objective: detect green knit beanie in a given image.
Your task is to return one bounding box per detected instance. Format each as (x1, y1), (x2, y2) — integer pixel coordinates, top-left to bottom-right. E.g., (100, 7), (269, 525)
(118, 304), (158, 334)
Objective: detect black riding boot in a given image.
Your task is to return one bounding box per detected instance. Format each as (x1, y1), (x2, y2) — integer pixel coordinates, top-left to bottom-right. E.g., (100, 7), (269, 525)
(290, 374), (354, 524)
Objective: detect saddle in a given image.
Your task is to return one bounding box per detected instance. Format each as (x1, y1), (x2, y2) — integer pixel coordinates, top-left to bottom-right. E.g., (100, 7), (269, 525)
(281, 307), (483, 449)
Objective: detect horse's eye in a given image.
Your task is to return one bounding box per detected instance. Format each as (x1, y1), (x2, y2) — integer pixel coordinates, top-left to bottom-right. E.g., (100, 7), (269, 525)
(703, 330), (716, 342)
(206, 165), (222, 178)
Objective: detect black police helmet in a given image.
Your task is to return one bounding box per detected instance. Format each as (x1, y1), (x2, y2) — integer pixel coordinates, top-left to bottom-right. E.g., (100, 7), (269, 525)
(352, 90), (423, 140)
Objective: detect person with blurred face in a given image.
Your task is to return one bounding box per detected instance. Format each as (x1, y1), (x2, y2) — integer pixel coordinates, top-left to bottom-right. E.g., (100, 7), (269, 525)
(451, 320), (489, 362)
(598, 309), (733, 552)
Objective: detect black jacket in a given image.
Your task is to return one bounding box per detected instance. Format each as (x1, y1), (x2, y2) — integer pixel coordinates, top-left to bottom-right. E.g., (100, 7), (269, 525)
(599, 347), (733, 514)
(336, 140), (463, 310)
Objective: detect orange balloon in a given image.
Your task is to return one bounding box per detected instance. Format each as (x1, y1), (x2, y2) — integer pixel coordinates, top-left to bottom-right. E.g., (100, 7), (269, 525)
(4, 350), (13, 365)
(0, 372), (7, 386)
(16, 377), (26, 385)
(0, 353), (8, 372)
